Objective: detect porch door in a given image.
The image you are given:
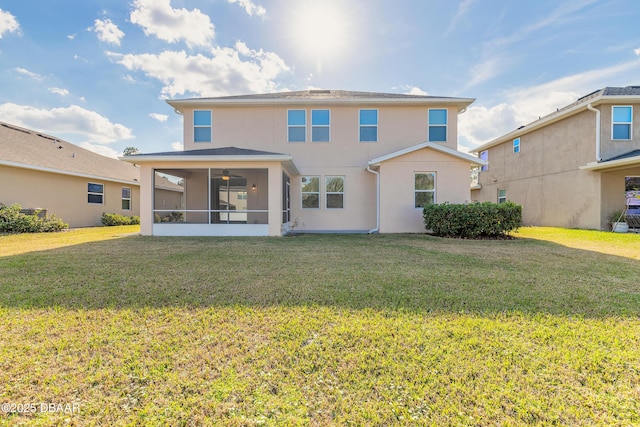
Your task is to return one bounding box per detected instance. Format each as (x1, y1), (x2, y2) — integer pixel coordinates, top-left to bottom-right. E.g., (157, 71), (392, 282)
(212, 177), (248, 224)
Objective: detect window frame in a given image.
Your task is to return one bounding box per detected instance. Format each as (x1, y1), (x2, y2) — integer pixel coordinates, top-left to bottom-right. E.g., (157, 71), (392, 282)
(193, 110), (212, 143)
(88, 182), (104, 205)
(287, 109), (306, 143)
(612, 106), (632, 140)
(498, 189), (507, 204)
(513, 138), (520, 154)
(480, 150), (488, 171)
(121, 187), (132, 210)
(414, 172), (436, 208)
(325, 176), (345, 209)
(301, 175), (320, 209)
(311, 109), (330, 142)
(359, 109), (378, 142)
(428, 108), (448, 142)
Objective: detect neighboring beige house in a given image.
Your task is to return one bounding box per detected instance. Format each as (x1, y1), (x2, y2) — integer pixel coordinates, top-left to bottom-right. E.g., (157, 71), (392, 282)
(0, 121), (141, 227)
(471, 86), (640, 230)
(124, 90), (484, 236)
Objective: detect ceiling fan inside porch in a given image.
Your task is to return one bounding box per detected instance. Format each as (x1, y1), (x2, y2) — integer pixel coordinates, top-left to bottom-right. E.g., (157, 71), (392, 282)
(211, 169), (243, 181)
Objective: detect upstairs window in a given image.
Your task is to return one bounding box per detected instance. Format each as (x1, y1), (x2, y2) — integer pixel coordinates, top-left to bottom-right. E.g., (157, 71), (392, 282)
(288, 110), (306, 142)
(88, 183), (104, 204)
(193, 110), (212, 143)
(122, 187), (131, 210)
(480, 150), (488, 171)
(612, 106), (632, 140)
(301, 176), (320, 208)
(428, 109), (447, 142)
(513, 138), (520, 154)
(312, 109), (330, 142)
(415, 172), (436, 208)
(359, 109), (378, 142)
(325, 176), (345, 209)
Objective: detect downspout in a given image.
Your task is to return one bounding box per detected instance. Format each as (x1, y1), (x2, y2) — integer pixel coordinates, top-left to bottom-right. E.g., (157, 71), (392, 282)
(365, 164), (380, 233)
(586, 103), (601, 162)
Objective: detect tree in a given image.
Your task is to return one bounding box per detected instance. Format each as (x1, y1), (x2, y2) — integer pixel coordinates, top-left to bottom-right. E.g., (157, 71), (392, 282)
(122, 146), (140, 156)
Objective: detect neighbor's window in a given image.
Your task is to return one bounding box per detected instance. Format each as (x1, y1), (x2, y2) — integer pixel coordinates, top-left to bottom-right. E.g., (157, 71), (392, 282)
(612, 106), (632, 140)
(415, 172), (436, 208)
(325, 176), (345, 209)
(288, 110), (306, 142)
(193, 110), (212, 143)
(498, 189), (507, 203)
(301, 176), (320, 208)
(122, 187), (131, 210)
(359, 109), (378, 142)
(88, 183), (104, 204)
(513, 138), (520, 154)
(428, 109), (447, 142)
(480, 150), (488, 171)
(312, 109), (330, 142)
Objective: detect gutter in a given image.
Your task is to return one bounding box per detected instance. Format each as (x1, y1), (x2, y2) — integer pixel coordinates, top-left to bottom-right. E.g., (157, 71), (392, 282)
(365, 165), (380, 234)
(586, 103), (602, 162)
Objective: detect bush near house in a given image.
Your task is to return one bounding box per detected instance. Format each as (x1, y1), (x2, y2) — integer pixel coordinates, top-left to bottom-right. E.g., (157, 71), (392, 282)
(423, 201), (522, 238)
(0, 203), (68, 233)
(101, 212), (141, 226)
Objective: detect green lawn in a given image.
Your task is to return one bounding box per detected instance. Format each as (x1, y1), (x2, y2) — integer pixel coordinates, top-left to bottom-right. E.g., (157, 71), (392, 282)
(0, 227), (639, 426)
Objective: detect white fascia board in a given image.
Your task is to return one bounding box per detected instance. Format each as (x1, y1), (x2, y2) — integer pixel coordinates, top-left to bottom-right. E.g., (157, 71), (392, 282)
(0, 159), (140, 186)
(580, 155), (640, 171)
(368, 141), (485, 167)
(122, 154), (293, 163)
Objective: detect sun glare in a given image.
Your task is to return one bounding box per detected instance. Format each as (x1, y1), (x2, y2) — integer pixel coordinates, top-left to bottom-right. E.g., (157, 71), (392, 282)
(289, 1), (353, 72)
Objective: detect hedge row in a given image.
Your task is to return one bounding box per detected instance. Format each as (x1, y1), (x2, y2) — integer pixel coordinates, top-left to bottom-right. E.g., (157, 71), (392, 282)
(101, 213), (140, 226)
(423, 202), (522, 238)
(0, 203), (68, 233)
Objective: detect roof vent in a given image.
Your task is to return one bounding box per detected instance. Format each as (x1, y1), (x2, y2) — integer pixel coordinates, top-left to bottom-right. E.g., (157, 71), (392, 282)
(309, 89), (331, 94)
(57, 145), (63, 149)
(576, 89), (601, 102)
(1, 123), (31, 134)
(627, 86), (640, 89)
(37, 133), (58, 142)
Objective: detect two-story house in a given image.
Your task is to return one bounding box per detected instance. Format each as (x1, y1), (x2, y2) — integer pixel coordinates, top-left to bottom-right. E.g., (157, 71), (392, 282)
(471, 86), (640, 230)
(124, 90), (484, 236)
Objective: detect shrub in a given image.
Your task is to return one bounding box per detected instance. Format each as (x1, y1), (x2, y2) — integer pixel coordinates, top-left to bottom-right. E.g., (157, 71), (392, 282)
(0, 203), (68, 233)
(101, 213), (140, 226)
(423, 202), (522, 238)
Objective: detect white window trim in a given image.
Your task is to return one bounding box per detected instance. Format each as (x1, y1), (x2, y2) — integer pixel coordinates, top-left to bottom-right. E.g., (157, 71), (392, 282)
(414, 172), (436, 209)
(311, 109), (331, 143)
(513, 138), (520, 154)
(325, 175), (345, 209)
(612, 105), (633, 141)
(498, 189), (507, 204)
(428, 108), (448, 142)
(480, 150), (488, 171)
(359, 109), (378, 142)
(193, 109), (212, 143)
(301, 175), (320, 209)
(122, 187), (132, 211)
(287, 109), (306, 143)
(88, 182), (104, 205)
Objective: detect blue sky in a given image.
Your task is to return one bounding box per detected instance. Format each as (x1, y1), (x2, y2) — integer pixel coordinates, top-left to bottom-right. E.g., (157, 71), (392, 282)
(1, 0), (639, 157)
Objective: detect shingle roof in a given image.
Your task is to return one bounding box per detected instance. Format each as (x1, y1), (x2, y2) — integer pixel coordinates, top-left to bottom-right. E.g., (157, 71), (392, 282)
(0, 121), (140, 184)
(604, 149), (640, 162)
(173, 89), (462, 102)
(130, 146), (284, 158)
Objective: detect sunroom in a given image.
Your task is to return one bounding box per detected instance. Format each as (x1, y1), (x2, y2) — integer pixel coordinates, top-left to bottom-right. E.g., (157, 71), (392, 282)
(123, 147), (298, 236)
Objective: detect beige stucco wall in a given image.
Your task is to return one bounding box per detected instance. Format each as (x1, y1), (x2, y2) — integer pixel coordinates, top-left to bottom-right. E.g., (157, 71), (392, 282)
(0, 165), (140, 227)
(475, 105), (640, 229)
(599, 103), (640, 160)
(379, 148), (473, 233)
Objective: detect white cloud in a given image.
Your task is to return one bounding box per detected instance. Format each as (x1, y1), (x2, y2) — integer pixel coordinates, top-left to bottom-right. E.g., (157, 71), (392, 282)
(459, 59), (640, 150)
(149, 113), (169, 122)
(403, 86), (428, 96)
(227, 0), (266, 17)
(171, 141), (183, 151)
(0, 103), (134, 144)
(79, 142), (120, 159)
(447, 0), (476, 34)
(14, 67), (44, 81)
(48, 87), (70, 96)
(110, 41), (290, 97)
(91, 18), (124, 46)
(463, 55), (510, 91)
(130, 0), (214, 48)
(635, 48), (640, 56)
(0, 8), (20, 38)
(67, 33), (76, 40)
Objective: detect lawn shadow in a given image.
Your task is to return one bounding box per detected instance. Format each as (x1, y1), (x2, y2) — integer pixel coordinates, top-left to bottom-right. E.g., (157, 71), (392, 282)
(1, 233), (638, 318)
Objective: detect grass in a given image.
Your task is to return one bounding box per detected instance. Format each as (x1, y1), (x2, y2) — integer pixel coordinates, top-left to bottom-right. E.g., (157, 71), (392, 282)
(0, 226), (639, 425)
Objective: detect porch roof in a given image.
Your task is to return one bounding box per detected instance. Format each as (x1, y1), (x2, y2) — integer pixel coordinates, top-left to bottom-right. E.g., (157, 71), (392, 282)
(122, 146), (299, 175)
(367, 141), (485, 167)
(580, 149), (640, 171)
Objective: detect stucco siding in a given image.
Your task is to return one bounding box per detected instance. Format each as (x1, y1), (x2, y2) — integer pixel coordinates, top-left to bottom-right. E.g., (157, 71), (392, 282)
(0, 165), (140, 227)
